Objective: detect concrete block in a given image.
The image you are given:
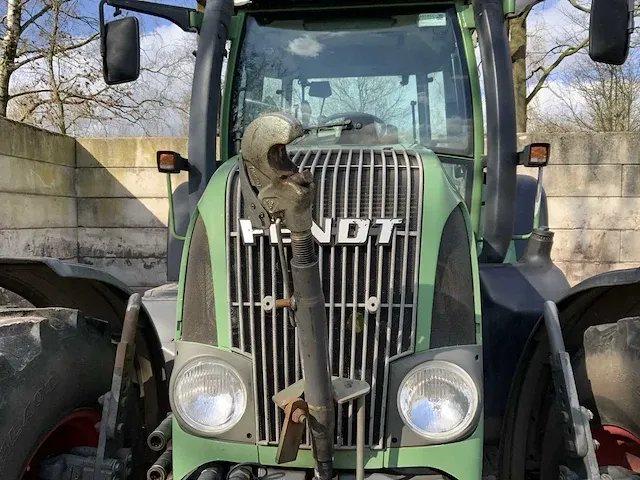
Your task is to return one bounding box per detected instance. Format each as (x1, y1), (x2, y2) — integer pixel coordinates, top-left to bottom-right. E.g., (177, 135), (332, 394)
(79, 257), (167, 287)
(0, 193), (77, 229)
(519, 132), (640, 165)
(552, 229), (620, 262)
(554, 261), (618, 286)
(76, 167), (187, 198)
(0, 154), (75, 196)
(78, 228), (167, 258)
(77, 198), (168, 228)
(0, 228), (77, 258)
(543, 165), (621, 197)
(0, 117), (75, 166)
(76, 137), (188, 168)
(547, 197), (640, 230)
(621, 165), (640, 196)
(619, 231), (640, 262)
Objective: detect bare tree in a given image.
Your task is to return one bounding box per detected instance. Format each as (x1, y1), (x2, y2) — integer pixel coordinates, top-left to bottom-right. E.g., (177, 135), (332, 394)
(326, 76), (408, 123)
(508, 6), (531, 132)
(530, 52), (640, 132)
(0, 0), (195, 135)
(509, 0), (638, 132)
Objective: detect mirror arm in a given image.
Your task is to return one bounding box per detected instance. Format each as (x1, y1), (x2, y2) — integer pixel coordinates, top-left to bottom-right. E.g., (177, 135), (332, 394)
(100, 0), (198, 43)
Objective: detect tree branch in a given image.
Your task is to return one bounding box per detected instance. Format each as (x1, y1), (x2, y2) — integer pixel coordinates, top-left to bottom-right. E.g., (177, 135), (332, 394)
(526, 37), (589, 104)
(567, 0), (590, 14)
(19, 4), (52, 34)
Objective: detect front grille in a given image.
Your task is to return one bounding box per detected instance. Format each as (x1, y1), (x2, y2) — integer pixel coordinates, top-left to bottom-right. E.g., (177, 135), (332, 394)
(226, 148), (423, 449)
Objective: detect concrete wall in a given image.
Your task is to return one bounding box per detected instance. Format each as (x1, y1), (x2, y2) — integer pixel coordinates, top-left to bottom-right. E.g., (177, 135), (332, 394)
(519, 133), (640, 285)
(2, 115), (640, 289)
(75, 137), (187, 289)
(0, 117), (77, 260)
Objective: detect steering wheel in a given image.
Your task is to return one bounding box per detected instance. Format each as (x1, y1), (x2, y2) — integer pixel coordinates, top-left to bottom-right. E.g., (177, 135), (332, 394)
(318, 111), (386, 128)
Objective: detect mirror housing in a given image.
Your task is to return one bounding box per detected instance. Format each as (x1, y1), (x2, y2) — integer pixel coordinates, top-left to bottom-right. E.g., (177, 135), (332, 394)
(102, 16), (141, 85)
(157, 151), (189, 174)
(308, 81), (333, 99)
(589, 0), (633, 65)
(519, 143), (550, 168)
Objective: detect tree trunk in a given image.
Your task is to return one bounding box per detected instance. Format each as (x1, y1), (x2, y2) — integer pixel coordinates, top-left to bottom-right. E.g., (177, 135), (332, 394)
(47, 2), (66, 134)
(509, 14), (527, 133)
(0, 0), (22, 117)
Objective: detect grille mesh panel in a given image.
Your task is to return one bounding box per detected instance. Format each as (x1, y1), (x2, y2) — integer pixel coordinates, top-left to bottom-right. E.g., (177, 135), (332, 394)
(226, 148), (423, 449)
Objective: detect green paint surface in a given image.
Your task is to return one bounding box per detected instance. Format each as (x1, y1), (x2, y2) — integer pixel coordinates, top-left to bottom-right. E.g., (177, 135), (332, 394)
(220, 12), (246, 163)
(173, 424), (483, 479)
(196, 157), (238, 348)
(173, 421), (259, 478)
(384, 421), (483, 478)
(175, 208), (200, 339)
(413, 147), (465, 352)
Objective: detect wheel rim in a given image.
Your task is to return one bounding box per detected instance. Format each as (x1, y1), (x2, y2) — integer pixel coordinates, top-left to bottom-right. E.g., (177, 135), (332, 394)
(592, 425), (640, 472)
(22, 408), (101, 479)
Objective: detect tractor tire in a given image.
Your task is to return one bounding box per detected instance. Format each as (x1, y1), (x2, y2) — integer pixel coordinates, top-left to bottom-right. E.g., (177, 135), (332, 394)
(501, 316), (640, 479)
(0, 308), (117, 479)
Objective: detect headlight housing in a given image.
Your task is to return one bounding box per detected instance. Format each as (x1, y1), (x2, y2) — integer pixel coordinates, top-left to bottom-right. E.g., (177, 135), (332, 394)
(173, 357), (247, 435)
(397, 360), (479, 442)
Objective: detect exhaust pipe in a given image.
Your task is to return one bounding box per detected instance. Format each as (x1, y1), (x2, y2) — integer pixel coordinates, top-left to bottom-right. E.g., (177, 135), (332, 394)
(239, 113), (335, 480)
(474, 0), (518, 264)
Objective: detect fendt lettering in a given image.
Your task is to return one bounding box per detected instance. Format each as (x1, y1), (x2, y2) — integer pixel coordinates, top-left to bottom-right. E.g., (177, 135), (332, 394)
(239, 218), (403, 246)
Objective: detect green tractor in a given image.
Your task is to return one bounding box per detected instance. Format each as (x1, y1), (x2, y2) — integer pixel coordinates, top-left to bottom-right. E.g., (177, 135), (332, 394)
(0, 0), (637, 479)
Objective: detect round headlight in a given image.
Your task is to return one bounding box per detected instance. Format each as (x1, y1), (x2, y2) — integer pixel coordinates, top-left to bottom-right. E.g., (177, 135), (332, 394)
(398, 360), (479, 442)
(173, 358), (247, 435)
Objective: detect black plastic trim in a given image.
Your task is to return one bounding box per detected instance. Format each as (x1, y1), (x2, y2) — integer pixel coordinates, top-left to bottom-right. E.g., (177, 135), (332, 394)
(474, 0), (518, 263)
(188, 0), (234, 213)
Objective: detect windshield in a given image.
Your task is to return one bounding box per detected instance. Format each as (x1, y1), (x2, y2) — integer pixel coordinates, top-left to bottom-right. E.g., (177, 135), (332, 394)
(229, 9), (473, 156)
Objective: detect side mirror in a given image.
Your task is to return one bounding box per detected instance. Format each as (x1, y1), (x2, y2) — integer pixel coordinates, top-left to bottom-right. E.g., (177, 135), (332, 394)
(308, 81), (333, 99)
(102, 16), (141, 85)
(589, 0), (633, 65)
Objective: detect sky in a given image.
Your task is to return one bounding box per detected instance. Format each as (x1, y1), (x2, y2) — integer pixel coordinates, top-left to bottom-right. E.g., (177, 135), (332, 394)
(0, 0), (620, 135)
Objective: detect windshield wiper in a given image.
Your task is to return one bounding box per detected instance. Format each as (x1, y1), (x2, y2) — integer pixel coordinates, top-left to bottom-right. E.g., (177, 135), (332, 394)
(303, 119), (353, 135)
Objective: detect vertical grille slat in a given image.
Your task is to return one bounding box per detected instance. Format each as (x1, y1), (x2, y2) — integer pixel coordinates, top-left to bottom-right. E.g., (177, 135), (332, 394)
(368, 148), (386, 448)
(337, 149), (353, 447)
(227, 147), (423, 450)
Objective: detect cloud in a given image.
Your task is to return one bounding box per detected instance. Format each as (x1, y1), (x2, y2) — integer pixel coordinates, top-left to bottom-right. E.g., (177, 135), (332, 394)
(287, 35), (323, 57)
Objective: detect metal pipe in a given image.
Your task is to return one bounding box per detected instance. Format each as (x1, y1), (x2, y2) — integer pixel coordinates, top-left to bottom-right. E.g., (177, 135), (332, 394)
(533, 167), (544, 228)
(147, 441), (172, 480)
(197, 465), (224, 480)
(148, 414), (173, 452)
(290, 231), (335, 480)
(356, 396), (366, 480)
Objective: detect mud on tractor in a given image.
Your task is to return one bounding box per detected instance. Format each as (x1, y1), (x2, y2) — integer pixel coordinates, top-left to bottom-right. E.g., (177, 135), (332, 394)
(0, 0), (637, 478)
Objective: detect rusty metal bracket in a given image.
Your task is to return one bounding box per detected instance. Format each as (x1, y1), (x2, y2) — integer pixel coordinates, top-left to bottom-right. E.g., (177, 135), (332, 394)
(273, 377), (371, 409)
(272, 378), (370, 466)
(275, 398), (308, 464)
(94, 293), (141, 480)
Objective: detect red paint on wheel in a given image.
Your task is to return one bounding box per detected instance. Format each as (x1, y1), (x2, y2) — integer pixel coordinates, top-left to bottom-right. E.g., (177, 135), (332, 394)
(592, 425), (640, 472)
(22, 408), (101, 479)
